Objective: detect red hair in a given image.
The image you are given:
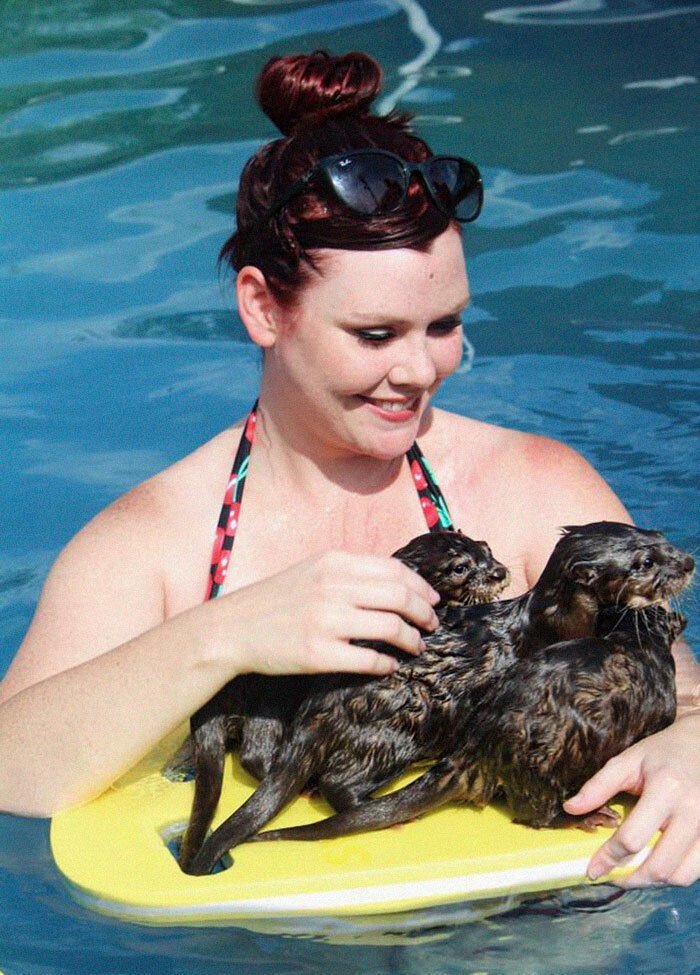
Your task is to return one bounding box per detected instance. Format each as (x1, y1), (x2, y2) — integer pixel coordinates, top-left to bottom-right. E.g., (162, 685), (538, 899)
(220, 50), (452, 306)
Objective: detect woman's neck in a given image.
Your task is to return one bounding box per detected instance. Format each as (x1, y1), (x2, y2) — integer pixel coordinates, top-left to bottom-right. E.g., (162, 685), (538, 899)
(252, 389), (408, 500)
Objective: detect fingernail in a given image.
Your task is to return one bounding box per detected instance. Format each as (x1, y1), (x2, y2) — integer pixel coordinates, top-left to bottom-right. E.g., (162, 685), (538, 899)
(588, 864), (606, 881)
(430, 589), (441, 605)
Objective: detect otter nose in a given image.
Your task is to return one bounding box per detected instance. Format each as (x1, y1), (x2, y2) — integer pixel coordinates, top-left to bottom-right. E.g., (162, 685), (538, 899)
(490, 565), (508, 582)
(681, 554), (695, 574)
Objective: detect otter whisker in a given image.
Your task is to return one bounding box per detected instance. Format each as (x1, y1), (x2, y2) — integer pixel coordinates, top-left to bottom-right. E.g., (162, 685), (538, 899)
(613, 577), (632, 610)
(633, 610), (643, 650)
(601, 606), (630, 639)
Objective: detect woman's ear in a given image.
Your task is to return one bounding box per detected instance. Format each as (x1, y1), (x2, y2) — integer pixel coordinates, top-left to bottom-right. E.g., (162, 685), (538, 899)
(236, 266), (279, 349)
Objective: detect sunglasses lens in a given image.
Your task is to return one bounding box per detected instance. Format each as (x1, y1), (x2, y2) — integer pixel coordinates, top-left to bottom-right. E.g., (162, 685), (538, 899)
(427, 158), (482, 221)
(327, 154), (406, 215)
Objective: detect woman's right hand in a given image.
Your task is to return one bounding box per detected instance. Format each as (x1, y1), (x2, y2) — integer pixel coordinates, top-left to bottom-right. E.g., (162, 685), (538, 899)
(211, 550), (441, 678)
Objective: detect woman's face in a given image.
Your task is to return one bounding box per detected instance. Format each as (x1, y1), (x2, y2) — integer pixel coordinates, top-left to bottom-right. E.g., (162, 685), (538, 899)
(262, 227), (469, 460)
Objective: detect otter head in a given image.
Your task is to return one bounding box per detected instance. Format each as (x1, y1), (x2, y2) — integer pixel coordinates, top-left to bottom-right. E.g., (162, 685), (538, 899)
(393, 531), (510, 607)
(553, 522), (695, 610)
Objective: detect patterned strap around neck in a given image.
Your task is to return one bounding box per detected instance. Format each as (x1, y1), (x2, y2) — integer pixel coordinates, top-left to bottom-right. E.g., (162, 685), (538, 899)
(205, 402), (454, 600)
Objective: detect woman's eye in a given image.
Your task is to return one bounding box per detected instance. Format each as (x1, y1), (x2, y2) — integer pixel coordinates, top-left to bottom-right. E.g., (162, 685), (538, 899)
(354, 316), (461, 345)
(356, 329), (394, 344)
(428, 317), (462, 335)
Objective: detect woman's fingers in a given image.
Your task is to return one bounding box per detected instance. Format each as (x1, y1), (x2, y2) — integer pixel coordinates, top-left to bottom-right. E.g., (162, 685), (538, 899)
(340, 607), (426, 656)
(315, 639), (401, 676)
(616, 806), (699, 888)
(563, 753), (642, 819)
(348, 579), (440, 635)
(668, 838), (700, 887)
(585, 786), (672, 881)
(225, 549), (443, 677)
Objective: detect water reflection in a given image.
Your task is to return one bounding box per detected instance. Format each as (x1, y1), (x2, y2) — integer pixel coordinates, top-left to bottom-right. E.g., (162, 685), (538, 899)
(485, 1), (700, 27)
(0, 1), (399, 85)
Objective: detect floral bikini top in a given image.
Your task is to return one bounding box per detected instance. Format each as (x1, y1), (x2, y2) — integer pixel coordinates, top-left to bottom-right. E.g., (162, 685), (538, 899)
(205, 401), (454, 600)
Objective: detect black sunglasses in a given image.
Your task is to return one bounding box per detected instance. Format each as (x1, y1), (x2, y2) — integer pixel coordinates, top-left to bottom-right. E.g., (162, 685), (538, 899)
(259, 148), (483, 225)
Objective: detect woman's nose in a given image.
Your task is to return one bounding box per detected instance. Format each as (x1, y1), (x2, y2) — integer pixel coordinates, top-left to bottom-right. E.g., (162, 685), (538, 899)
(387, 341), (437, 389)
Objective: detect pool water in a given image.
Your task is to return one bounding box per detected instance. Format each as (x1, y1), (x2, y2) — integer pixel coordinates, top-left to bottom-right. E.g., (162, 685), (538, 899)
(1, 0), (698, 971)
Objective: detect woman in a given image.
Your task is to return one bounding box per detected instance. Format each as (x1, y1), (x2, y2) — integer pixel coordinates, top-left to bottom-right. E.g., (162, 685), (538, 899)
(1, 51), (697, 888)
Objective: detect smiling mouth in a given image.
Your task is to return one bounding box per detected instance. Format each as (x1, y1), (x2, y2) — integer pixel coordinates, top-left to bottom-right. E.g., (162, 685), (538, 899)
(360, 395), (420, 413)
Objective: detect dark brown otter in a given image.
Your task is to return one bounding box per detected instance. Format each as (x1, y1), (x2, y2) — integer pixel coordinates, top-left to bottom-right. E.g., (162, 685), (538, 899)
(177, 530), (509, 872)
(253, 605), (687, 842)
(182, 522), (693, 875)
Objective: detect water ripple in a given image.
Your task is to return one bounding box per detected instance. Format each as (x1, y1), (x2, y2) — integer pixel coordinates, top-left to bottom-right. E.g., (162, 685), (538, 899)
(472, 218), (699, 296)
(21, 438), (166, 489)
(0, 1), (400, 86)
(483, 167), (658, 229)
(485, 1), (700, 26)
(1, 87), (186, 135)
(0, 141), (256, 286)
(623, 76), (697, 90)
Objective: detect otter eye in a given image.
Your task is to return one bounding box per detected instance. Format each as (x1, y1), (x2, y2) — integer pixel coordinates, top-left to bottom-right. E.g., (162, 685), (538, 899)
(452, 562), (469, 575)
(634, 555), (655, 573)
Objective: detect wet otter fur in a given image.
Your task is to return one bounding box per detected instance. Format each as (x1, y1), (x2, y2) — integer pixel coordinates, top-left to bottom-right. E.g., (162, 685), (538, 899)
(177, 530), (510, 872)
(182, 522), (693, 875)
(254, 605), (687, 842)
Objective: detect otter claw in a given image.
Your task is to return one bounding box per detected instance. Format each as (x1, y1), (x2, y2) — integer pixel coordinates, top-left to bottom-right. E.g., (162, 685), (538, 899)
(578, 805), (621, 831)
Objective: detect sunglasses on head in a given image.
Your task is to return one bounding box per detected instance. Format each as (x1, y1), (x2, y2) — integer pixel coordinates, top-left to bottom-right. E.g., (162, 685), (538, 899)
(259, 148), (484, 225)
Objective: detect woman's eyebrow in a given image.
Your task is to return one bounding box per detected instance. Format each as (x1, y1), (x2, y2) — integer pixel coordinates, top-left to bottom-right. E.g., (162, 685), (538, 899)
(340, 302), (469, 328)
(340, 313), (411, 327)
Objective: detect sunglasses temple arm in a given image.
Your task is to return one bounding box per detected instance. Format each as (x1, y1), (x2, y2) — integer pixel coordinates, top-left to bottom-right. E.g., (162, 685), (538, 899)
(264, 170), (315, 223)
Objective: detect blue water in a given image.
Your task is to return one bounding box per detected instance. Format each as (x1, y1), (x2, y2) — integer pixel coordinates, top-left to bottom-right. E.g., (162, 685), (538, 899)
(1, 0), (699, 971)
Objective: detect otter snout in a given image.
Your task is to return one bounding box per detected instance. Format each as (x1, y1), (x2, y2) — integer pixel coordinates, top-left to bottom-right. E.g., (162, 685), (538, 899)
(658, 548), (695, 599)
(490, 565), (509, 584)
(680, 553), (695, 576)
(470, 562), (510, 602)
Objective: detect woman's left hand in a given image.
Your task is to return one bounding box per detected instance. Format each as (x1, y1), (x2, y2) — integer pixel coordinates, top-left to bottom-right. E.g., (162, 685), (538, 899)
(563, 713), (700, 888)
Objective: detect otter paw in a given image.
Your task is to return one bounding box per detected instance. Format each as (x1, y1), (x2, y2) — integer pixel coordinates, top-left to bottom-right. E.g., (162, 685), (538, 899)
(577, 805), (621, 831)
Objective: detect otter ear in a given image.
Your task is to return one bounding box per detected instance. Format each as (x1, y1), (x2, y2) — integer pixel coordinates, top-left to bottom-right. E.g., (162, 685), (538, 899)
(572, 564), (598, 586)
(236, 266), (280, 349)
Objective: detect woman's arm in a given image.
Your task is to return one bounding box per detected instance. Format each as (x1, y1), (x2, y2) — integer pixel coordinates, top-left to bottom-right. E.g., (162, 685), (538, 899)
(0, 495), (439, 818)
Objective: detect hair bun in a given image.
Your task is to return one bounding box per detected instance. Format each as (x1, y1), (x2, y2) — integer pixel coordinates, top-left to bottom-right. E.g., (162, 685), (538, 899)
(257, 50), (382, 136)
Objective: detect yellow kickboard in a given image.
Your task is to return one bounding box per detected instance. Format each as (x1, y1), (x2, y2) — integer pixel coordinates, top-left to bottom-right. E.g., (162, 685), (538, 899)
(50, 726), (647, 927)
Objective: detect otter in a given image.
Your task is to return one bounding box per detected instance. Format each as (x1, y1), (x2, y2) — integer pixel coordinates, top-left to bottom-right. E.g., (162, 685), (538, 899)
(253, 605), (687, 842)
(181, 523), (693, 875)
(177, 530), (510, 873)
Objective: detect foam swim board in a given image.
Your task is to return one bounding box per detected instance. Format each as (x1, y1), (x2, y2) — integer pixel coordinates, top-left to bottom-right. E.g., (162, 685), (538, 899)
(51, 724), (650, 928)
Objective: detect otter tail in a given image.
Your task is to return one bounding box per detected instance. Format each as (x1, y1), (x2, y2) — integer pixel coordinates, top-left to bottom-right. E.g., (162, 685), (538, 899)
(178, 715), (228, 873)
(181, 728), (324, 876)
(250, 759), (466, 843)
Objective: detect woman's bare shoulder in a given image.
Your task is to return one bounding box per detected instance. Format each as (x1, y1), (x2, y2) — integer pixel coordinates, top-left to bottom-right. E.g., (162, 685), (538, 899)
(75, 423), (240, 548)
(1, 426), (243, 701)
(423, 408), (631, 584)
(428, 407), (628, 508)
